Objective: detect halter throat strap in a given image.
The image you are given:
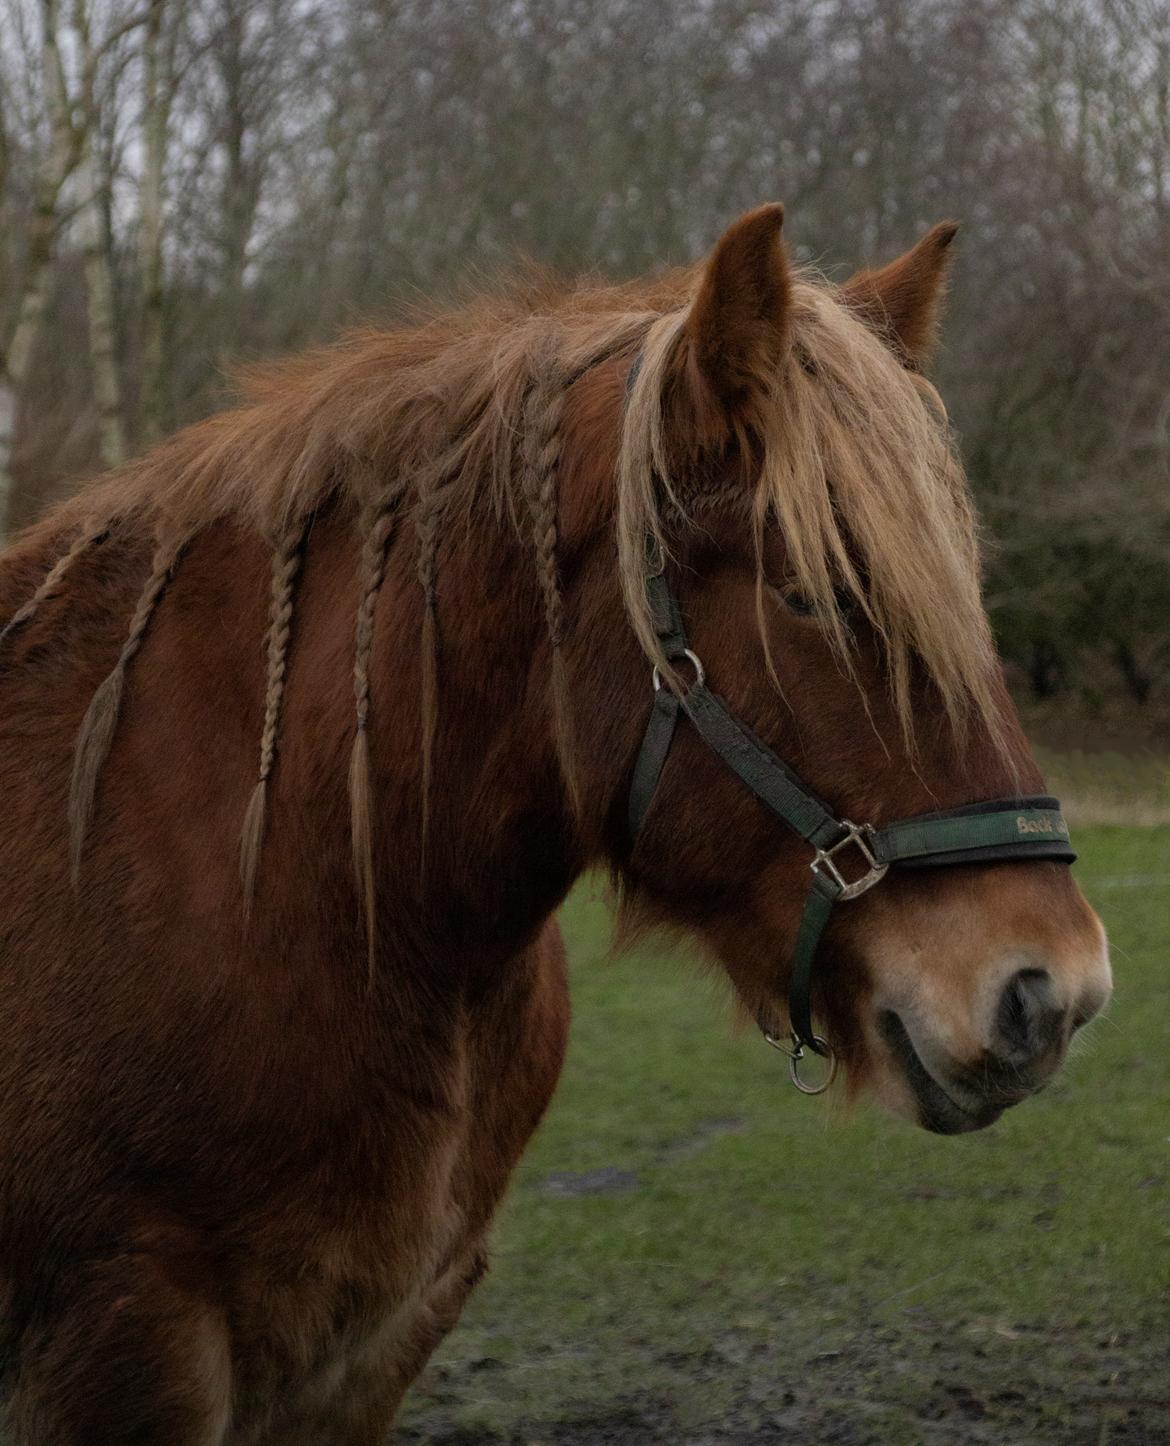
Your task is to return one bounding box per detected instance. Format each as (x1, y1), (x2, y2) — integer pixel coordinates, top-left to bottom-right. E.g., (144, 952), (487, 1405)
(626, 563), (1075, 1064)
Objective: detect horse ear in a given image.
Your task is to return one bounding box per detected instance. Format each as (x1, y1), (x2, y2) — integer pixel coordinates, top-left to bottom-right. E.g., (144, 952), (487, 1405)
(841, 221), (959, 366)
(685, 203), (792, 412)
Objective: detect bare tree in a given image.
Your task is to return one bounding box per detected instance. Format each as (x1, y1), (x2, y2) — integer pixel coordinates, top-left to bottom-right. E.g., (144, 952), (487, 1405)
(71, 0), (130, 469)
(1, 0), (1166, 701)
(137, 0), (177, 441)
(0, 0), (81, 539)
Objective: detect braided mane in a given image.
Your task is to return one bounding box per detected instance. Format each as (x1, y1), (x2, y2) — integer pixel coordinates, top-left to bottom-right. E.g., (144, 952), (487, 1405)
(239, 521), (307, 909)
(2, 261), (1000, 924)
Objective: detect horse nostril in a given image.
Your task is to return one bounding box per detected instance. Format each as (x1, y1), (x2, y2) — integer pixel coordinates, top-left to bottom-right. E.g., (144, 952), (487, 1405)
(994, 968), (1063, 1064)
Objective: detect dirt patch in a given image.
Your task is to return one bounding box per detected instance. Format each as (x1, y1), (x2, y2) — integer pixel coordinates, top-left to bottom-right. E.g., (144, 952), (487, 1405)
(654, 1116), (746, 1164)
(541, 1167), (641, 1198)
(538, 1118), (747, 1198)
(399, 1318), (1170, 1445)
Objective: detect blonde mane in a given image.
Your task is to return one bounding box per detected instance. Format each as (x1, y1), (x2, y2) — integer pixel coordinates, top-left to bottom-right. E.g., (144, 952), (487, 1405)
(6, 262), (1002, 924)
(620, 278), (1000, 741)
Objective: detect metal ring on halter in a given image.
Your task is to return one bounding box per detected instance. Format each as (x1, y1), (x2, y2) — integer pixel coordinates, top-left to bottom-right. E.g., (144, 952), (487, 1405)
(652, 649), (705, 695)
(763, 1029), (839, 1096)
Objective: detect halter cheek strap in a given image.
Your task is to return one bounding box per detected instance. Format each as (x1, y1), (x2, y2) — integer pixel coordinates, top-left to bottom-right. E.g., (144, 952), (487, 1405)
(626, 562), (1075, 1089)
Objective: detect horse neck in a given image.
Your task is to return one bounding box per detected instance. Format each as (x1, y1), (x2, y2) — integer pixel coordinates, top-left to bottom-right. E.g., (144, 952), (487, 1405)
(352, 496), (623, 973)
(96, 487), (638, 981)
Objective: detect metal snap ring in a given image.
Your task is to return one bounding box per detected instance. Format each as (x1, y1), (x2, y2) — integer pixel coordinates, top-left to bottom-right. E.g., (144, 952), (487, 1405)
(652, 649), (705, 695)
(763, 1029), (839, 1096)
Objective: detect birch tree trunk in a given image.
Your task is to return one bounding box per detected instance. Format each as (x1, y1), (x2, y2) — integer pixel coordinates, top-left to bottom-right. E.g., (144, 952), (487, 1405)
(0, 0), (80, 545)
(138, 0), (171, 444)
(73, 0), (126, 470)
(218, 6), (253, 361)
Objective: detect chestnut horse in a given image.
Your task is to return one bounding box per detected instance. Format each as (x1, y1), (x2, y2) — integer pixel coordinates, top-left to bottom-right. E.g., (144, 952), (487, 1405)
(0, 206), (1109, 1443)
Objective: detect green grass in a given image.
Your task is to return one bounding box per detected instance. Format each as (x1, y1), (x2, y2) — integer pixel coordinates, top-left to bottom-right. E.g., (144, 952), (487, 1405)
(399, 825), (1170, 1443)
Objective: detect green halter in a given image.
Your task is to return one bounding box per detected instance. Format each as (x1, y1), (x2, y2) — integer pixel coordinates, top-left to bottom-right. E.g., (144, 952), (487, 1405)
(626, 566), (1075, 1091)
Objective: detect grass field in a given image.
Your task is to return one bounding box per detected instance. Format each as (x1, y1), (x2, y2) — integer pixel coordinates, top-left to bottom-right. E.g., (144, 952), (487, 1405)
(399, 824), (1170, 1445)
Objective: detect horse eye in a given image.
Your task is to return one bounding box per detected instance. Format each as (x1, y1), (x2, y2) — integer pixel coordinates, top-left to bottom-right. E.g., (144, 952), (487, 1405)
(783, 590), (817, 617)
(776, 585), (858, 619)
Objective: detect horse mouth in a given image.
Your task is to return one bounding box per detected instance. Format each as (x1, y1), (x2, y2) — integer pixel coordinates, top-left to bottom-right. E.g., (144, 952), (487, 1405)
(879, 1011), (1009, 1136)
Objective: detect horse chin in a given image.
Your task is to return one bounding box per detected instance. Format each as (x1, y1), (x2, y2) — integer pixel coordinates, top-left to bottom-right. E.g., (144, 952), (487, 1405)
(868, 1011), (1009, 1136)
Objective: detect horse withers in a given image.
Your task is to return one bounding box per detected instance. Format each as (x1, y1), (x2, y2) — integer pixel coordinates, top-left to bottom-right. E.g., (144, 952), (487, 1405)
(0, 205), (1109, 1442)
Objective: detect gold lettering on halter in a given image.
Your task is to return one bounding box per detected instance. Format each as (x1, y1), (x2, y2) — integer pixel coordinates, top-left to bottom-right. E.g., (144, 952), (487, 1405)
(1017, 815), (1068, 837)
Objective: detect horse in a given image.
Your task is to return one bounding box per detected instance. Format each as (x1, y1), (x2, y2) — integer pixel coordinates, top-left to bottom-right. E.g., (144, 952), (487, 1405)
(0, 204), (1110, 1443)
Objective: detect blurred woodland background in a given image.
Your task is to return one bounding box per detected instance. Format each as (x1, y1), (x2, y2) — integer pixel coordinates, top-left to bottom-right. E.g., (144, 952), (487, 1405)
(1, 0), (1168, 711)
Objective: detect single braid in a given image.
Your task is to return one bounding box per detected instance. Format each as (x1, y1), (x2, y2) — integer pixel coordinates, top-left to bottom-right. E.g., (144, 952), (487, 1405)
(414, 474), (447, 857)
(0, 519), (110, 647)
(239, 522), (307, 908)
(522, 338), (579, 815)
(68, 527), (187, 885)
(348, 501), (399, 977)
(524, 361), (567, 649)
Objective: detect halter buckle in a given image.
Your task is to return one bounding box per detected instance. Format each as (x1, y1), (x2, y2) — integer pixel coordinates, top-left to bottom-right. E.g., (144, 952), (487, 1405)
(811, 822), (888, 901)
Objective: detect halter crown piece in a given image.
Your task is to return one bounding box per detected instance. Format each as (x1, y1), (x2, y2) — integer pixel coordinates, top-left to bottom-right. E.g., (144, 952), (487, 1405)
(622, 357), (1075, 1095)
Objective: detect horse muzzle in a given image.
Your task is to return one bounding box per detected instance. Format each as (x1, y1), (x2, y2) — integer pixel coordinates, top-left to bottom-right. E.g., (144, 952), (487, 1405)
(878, 961), (1112, 1135)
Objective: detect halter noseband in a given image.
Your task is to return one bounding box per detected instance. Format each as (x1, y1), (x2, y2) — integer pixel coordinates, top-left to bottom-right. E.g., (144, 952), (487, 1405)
(624, 492), (1075, 1096)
